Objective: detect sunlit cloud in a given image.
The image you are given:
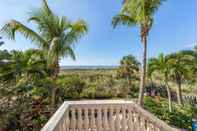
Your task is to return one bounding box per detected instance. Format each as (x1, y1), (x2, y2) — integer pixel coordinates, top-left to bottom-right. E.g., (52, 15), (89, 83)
(186, 42), (197, 48)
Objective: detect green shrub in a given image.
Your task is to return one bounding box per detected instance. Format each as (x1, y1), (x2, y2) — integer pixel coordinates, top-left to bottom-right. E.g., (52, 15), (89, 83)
(144, 97), (194, 130)
(58, 75), (86, 99)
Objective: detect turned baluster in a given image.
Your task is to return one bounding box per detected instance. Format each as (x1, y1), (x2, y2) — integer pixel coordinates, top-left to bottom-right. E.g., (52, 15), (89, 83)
(135, 114), (141, 131)
(146, 123), (154, 131)
(62, 117), (66, 131)
(64, 111), (70, 131)
(70, 108), (76, 131)
(77, 108), (82, 131)
(91, 108), (96, 130)
(61, 118), (66, 131)
(121, 106), (127, 131)
(97, 107), (103, 131)
(103, 107), (108, 130)
(139, 117), (146, 131)
(115, 107), (121, 131)
(109, 106), (115, 131)
(127, 107), (134, 131)
(133, 112), (138, 131)
(84, 108), (89, 130)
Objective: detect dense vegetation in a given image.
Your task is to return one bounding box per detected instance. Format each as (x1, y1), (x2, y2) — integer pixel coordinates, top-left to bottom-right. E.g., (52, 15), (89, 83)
(0, 0), (197, 130)
(0, 47), (196, 130)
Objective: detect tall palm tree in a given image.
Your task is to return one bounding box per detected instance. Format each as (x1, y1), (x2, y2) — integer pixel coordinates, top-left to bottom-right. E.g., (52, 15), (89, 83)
(112, 0), (165, 106)
(1, 0), (88, 109)
(148, 53), (172, 112)
(117, 55), (140, 87)
(167, 52), (195, 105)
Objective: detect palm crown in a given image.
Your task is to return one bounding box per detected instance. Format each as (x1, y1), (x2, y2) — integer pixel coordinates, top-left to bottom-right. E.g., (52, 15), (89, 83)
(1, 0), (88, 66)
(112, 0), (164, 37)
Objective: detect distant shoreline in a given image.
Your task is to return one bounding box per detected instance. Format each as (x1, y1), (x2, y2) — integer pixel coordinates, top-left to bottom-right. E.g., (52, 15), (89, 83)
(60, 66), (118, 70)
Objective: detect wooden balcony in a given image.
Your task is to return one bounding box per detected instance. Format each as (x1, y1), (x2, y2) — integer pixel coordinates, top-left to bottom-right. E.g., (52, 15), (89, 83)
(41, 100), (179, 131)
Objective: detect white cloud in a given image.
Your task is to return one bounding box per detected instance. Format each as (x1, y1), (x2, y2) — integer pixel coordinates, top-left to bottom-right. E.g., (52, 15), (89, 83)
(186, 42), (197, 48)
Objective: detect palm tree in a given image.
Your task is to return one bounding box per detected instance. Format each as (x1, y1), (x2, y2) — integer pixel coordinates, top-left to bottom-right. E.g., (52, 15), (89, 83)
(1, 0), (88, 109)
(117, 55), (140, 87)
(148, 53), (172, 112)
(0, 37), (4, 46)
(167, 52), (195, 105)
(112, 0), (165, 106)
(0, 49), (47, 84)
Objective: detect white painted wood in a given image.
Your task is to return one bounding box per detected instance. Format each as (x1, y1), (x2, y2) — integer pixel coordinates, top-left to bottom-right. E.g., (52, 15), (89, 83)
(70, 108), (76, 131)
(84, 108), (89, 130)
(103, 107), (108, 130)
(97, 107), (102, 131)
(77, 108), (82, 131)
(109, 107), (115, 131)
(115, 107), (121, 131)
(91, 108), (96, 130)
(41, 100), (180, 131)
(127, 107), (133, 131)
(41, 102), (69, 131)
(121, 106), (127, 131)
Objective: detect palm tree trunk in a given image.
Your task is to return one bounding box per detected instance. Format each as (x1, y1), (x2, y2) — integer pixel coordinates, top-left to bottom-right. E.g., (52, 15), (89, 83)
(128, 75), (132, 87)
(51, 59), (60, 112)
(177, 80), (183, 105)
(166, 85), (172, 112)
(51, 85), (57, 111)
(165, 80), (172, 112)
(138, 35), (147, 106)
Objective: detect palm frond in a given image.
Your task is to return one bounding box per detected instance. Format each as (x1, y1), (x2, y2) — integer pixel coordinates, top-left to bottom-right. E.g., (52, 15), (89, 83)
(42, 0), (53, 15)
(28, 9), (59, 40)
(63, 20), (88, 46)
(0, 20), (48, 49)
(112, 14), (136, 28)
(113, 0), (165, 30)
(62, 46), (76, 60)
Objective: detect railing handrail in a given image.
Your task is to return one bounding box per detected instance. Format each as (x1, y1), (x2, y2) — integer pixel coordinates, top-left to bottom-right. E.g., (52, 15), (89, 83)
(41, 100), (179, 131)
(41, 102), (69, 131)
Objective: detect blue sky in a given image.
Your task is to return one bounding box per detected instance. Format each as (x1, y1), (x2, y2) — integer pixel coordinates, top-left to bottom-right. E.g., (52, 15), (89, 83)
(0, 0), (197, 66)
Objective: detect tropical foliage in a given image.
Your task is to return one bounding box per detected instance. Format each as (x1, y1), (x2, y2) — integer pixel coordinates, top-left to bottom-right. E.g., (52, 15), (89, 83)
(117, 55), (140, 87)
(148, 53), (173, 112)
(144, 96), (197, 130)
(1, 0), (88, 110)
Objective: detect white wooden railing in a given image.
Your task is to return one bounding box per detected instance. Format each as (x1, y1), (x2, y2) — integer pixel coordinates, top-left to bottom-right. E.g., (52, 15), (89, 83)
(41, 100), (179, 131)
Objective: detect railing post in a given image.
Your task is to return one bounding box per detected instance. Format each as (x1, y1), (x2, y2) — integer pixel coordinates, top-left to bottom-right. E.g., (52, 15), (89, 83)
(70, 108), (76, 131)
(77, 108), (82, 131)
(109, 106), (115, 131)
(115, 107), (121, 131)
(97, 107), (102, 131)
(91, 108), (96, 130)
(84, 108), (89, 130)
(103, 107), (108, 130)
(121, 106), (127, 131)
